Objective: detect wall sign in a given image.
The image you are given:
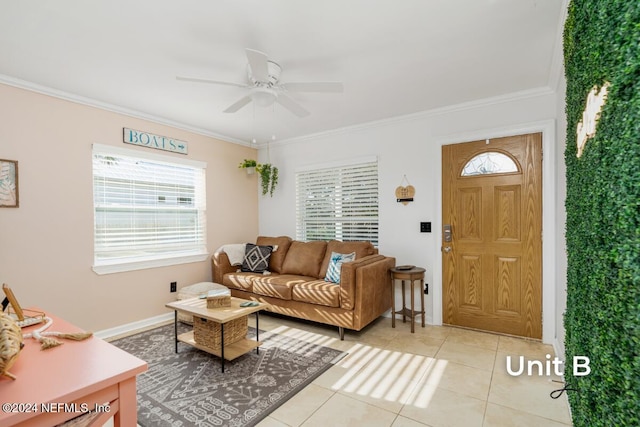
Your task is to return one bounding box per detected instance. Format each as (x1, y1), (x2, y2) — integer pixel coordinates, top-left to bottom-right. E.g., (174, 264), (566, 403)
(576, 82), (609, 158)
(395, 175), (415, 205)
(123, 128), (188, 154)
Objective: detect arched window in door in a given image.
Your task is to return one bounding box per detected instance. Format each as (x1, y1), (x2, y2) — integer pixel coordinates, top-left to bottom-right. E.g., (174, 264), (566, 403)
(461, 152), (519, 176)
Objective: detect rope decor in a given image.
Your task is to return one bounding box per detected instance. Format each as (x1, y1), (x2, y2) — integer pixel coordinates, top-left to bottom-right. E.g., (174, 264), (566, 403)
(0, 313), (93, 380)
(22, 317), (93, 350)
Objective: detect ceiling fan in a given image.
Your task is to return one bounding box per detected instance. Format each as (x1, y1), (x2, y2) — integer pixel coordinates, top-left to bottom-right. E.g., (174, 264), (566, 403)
(177, 48), (344, 118)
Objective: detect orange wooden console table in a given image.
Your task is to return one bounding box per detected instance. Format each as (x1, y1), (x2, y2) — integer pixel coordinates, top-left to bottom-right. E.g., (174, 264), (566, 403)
(0, 308), (147, 426)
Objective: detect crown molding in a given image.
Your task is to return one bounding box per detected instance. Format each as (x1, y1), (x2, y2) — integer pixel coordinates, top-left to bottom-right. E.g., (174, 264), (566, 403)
(0, 74), (251, 147)
(268, 86), (555, 148)
(1, 72), (559, 151)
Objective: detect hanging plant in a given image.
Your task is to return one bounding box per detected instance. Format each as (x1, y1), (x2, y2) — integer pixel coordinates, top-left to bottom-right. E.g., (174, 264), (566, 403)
(238, 159), (257, 175)
(256, 163), (278, 196)
(269, 166), (278, 196)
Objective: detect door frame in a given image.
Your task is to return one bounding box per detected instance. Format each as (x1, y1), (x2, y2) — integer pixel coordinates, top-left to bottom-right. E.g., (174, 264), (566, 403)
(433, 119), (557, 344)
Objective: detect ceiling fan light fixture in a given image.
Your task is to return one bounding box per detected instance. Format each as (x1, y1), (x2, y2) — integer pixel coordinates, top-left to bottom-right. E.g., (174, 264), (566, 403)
(250, 87), (277, 107)
(178, 48), (342, 117)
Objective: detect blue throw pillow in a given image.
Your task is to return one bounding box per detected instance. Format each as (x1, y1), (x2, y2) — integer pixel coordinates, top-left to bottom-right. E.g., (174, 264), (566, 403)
(324, 251), (356, 283)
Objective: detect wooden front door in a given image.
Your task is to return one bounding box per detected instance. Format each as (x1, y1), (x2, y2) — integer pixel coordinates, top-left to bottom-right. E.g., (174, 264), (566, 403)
(442, 133), (542, 338)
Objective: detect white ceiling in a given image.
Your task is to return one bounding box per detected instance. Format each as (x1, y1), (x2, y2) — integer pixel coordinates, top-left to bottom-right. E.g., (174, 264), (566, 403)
(0, 0), (566, 145)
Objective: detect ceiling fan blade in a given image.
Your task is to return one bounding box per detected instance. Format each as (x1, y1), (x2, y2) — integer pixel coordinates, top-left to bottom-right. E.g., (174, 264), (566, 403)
(176, 76), (246, 88)
(276, 93), (310, 117)
(281, 82), (344, 93)
(245, 48), (270, 82)
(223, 96), (252, 113)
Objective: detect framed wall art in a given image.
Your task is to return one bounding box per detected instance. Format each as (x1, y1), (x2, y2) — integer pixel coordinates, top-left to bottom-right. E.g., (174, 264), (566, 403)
(0, 159), (19, 208)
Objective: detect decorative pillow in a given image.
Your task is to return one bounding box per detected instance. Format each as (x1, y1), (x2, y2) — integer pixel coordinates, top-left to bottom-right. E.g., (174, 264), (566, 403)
(324, 251), (356, 283)
(319, 240), (376, 278)
(241, 244), (274, 273)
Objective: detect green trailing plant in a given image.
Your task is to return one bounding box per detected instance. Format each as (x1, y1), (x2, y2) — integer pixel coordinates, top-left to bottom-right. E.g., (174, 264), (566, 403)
(563, 1), (639, 426)
(238, 159), (257, 169)
(237, 158), (279, 196)
(269, 165), (278, 197)
(256, 163), (278, 196)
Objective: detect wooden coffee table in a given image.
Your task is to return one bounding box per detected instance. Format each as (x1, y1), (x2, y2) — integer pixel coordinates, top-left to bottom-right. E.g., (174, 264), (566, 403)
(165, 297), (267, 372)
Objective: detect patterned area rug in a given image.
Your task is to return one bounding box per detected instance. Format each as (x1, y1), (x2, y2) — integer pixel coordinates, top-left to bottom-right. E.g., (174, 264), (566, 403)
(111, 323), (345, 427)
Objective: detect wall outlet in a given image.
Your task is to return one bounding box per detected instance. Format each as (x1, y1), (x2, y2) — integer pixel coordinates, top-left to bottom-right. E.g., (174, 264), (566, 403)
(170, 282), (177, 293)
(424, 283), (429, 295)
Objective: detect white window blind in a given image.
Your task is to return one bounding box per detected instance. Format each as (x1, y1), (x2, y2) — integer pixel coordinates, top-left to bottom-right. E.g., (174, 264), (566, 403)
(92, 144), (207, 274)
(296, 158), (379, 245)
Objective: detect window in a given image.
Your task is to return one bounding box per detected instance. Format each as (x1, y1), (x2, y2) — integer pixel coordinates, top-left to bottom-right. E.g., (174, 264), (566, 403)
(461, 152), (519, 176)
(296, 157), (378, 245)
(92, 144), (207, 274)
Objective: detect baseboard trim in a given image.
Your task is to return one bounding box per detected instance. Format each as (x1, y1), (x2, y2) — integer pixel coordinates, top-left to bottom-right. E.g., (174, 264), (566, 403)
(95, 312), (174, 340)
(553, 337), (564, 359)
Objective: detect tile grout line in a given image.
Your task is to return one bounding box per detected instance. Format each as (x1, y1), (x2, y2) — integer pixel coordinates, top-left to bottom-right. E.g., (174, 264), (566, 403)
(393, 332), (449, 427)
(481, 340), (500, 426)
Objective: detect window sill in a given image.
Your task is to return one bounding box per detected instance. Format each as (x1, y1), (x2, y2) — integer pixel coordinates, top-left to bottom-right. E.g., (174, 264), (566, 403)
(92, 253), (209, 275)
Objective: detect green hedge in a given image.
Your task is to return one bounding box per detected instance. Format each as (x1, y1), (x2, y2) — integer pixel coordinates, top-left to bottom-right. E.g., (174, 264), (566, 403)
(563, 1), (640, 425)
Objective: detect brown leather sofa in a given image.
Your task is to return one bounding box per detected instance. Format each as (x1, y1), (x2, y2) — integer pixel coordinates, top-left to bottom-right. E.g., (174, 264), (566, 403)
(212, 236), (395, 339)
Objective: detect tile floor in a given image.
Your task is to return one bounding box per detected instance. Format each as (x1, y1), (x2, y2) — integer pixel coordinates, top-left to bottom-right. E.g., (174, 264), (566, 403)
(254, 314), (573, 427)
(106, 314), (573, 427)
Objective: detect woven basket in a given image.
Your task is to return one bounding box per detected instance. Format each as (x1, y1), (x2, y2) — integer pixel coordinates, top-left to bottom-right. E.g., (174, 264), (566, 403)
(177, 282), (229, 324)
(193, 316), (247, 348)
(1, 313), (24, 380)
(206, 294), (231, 309)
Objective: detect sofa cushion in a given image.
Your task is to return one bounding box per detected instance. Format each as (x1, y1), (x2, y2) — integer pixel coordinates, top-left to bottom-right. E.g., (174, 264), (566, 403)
(281, 241), (327, 278)
(241, 243), (273, 273)
(324, 251), (356, 283)
(319, 240), (377, 279)
(292, 279), (341, 308)
(223, 272), (260, 292)
(256, 236), (292, 273)
(252, 274), (314, 300)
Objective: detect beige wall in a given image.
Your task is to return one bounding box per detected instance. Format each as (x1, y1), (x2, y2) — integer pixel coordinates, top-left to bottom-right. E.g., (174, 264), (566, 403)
(0, 83), (258, 331)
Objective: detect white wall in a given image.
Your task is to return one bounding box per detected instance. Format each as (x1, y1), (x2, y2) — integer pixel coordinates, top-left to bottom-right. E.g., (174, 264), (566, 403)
(258, 90), (563, 343)
(554, 72), (568, 356)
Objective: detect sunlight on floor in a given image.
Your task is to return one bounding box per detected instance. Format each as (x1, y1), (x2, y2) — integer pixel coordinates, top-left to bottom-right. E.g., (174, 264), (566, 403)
(270, 324), (339, 348)
(335, 344), (448, 408)
(409, 359), (448, 408)
(269, 324), (449, 409)
(105, 315), (572, 426)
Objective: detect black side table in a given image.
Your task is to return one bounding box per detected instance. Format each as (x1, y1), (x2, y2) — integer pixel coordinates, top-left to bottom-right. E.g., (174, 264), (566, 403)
(390, 266), (426, 333)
